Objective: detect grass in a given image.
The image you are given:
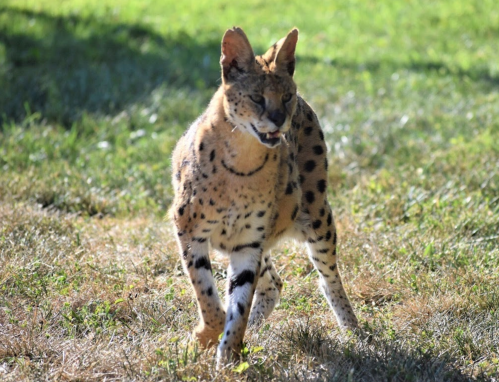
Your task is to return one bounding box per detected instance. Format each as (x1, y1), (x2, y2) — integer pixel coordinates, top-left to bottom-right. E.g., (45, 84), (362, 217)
(1, 0), (498, 380)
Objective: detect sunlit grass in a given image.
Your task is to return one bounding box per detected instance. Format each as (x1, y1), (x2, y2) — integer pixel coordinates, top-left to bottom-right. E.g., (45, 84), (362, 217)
(1, 0), (498, 380)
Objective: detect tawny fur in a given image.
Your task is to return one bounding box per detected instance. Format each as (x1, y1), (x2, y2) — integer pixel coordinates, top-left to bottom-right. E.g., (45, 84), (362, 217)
(170, 27), (358, 367)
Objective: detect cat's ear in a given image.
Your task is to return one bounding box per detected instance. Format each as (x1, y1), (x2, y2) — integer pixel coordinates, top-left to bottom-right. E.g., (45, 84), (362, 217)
(264, 28), (298, 76)
(220, 27), (256, 81)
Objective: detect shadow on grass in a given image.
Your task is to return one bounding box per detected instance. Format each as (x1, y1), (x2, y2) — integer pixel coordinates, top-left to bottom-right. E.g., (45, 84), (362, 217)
(2, 6), (497, 129)
(274, 322), (483, 382)
(0, 7), (221, 127)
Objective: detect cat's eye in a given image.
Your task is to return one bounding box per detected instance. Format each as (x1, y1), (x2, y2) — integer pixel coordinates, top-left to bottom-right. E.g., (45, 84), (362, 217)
(282, 93), (293, 103)
(250, 94), (265, 105)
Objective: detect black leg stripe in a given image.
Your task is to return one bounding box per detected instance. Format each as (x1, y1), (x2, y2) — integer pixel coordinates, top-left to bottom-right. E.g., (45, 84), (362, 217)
(228, 270), (255, 294)
(259, 265), (271, 277)
(232, 241), (261, 252)
(194, 257), (212, 271)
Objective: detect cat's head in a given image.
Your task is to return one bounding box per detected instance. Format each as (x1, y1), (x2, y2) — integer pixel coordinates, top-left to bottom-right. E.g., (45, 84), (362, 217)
(220, 27), (299, 148)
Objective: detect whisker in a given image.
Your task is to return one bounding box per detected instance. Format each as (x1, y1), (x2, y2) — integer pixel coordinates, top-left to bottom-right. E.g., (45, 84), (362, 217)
(281, 133), (290, 146)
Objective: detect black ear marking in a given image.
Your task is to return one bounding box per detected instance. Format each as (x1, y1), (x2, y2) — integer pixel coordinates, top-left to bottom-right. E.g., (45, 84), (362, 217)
(223, 58), (245, 80)
(273, 28), (299, 76)
(220, 27), (255, 81)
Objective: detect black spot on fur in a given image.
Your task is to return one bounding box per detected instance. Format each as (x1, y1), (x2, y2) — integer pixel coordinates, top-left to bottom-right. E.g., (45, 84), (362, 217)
(285, 182), (293, 195)
(257, 210), (266, 217)
(313, 219), (322, 229)
(304, 126), (313, 136)
(327, 213), (333, 226)
(313, 145), (324, 155)
(237, 302), (245, 315)
(304, 160), (316, 172)
(305, 191), (315, 204)
(206, 287), (213, 296)
(209, 150), (216, 161)
(199, 142), (204, 151)
(260, 265), (271, 277)
(291, 204), (299, 220)
(317, 179), (327, 193)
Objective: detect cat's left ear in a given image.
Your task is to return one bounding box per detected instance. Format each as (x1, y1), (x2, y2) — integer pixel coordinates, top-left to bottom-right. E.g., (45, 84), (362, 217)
(273, 28), (299, 76)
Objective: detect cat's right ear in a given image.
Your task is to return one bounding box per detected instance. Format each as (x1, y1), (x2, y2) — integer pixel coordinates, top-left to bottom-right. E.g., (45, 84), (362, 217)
(220, 27), (255, 82)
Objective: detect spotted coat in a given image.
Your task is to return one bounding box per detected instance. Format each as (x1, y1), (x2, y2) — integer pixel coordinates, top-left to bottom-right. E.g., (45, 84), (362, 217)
(170, 27), (358, 367)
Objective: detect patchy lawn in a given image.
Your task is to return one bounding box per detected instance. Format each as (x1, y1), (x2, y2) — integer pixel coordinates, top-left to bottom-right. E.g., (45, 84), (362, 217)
(1, 0), (498, 380)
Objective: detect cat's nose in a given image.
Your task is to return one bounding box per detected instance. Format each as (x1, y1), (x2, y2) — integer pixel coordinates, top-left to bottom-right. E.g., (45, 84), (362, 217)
(268, 110), (286, 128)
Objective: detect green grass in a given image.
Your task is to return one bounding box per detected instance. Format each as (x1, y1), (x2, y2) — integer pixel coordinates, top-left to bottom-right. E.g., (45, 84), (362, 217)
(1, 0), (498, 380)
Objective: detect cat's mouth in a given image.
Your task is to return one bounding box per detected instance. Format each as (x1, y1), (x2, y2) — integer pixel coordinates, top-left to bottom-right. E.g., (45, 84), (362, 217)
(258, 131), (281, 147)
(251, 124), (282, 147)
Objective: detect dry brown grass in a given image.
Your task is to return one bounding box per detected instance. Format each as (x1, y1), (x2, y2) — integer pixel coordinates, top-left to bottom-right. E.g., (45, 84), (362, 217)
(1, 201), (497, 381)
